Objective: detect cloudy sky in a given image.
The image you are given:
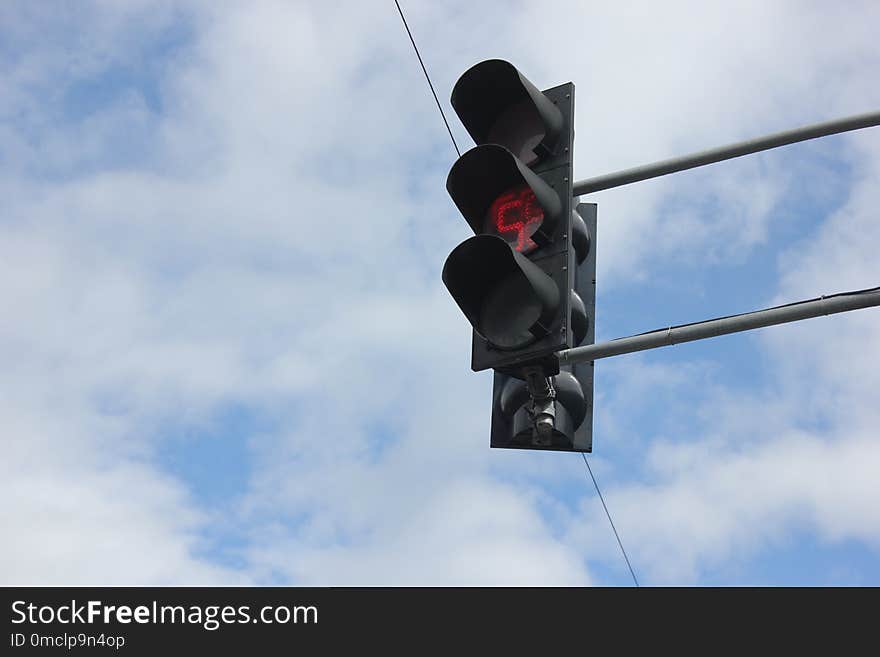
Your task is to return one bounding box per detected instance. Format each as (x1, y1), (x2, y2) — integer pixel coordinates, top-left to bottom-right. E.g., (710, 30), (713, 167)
(2, 0), (880, 586)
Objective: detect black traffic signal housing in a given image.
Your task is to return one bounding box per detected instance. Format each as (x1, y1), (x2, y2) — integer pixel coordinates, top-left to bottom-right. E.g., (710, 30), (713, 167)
(442, 60), (596, 452)
(443, 60), (575, 373)
(490, 203), (596, 452)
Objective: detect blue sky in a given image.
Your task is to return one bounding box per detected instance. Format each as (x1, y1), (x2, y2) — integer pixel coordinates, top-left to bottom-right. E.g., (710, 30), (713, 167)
(2, 0), (880, 586)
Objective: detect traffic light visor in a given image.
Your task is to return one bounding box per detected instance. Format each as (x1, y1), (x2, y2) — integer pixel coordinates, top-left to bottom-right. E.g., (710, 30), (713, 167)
(442, 235), (560, 350)
(446, 145), (562, 244)
(451, 59), (563, 164)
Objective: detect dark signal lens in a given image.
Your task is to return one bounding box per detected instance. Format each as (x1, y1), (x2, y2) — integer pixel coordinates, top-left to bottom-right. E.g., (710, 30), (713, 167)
(485, 186), (544, 254)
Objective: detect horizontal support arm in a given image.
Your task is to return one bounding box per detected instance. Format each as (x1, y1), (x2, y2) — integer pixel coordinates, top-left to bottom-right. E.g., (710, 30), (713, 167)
(573, 110), (880, 195)
(557, 286), (880, 365)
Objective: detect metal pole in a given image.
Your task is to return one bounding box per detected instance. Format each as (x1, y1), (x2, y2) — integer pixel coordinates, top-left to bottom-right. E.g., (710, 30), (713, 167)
(573, 110), (880, 196)
(557, 287), (880, 365)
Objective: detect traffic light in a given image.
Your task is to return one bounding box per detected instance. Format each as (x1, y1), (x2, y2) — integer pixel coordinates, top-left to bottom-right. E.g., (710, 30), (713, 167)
(490, 202), (596, 452)
(442, 60), (596, 452)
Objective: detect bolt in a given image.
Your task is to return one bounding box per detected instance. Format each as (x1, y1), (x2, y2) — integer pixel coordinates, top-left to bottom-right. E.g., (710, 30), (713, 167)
(535, 414), (554, 436)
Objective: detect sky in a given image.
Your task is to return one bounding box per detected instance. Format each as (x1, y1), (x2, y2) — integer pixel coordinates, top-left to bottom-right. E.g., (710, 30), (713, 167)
(2, 0), (880, 586)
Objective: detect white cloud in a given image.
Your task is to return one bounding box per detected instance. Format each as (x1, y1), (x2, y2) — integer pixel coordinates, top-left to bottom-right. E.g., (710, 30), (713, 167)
(0, 390), (246, 584)
(569, 413), (880, 584)
(248, 477), (590, 586)
(567, 129), (880, 584)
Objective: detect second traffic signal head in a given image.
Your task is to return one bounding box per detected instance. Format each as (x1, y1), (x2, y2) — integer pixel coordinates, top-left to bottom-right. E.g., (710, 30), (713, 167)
(489, 203), (597, 453)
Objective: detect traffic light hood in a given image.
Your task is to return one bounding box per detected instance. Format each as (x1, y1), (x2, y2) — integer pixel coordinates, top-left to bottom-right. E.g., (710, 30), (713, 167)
(446, 144), (563, 245)
(442, 234), (560, 351)
(451, 59), (564, 164)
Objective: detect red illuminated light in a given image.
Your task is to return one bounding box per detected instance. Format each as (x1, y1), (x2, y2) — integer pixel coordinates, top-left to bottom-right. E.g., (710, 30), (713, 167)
(486, 186), (544, 253)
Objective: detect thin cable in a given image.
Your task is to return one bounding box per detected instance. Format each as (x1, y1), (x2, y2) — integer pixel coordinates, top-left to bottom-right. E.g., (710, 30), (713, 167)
(394, 0), (461, 158)
(581, 453), (640, 587)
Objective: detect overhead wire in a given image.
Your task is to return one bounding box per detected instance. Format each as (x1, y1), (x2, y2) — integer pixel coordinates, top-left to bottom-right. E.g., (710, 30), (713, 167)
(581, 453), (640, 587)
(394, 0), (639, 587)
(394, 0), (461, 157)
